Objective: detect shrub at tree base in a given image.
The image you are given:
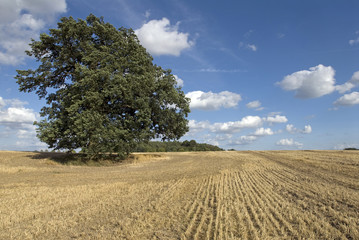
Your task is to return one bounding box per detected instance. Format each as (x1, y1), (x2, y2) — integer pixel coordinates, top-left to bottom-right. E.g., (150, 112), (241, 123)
(16, 14), (190, 160)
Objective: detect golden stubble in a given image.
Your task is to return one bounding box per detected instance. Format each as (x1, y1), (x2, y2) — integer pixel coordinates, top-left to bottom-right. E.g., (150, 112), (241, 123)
(0, 150), (358, 239)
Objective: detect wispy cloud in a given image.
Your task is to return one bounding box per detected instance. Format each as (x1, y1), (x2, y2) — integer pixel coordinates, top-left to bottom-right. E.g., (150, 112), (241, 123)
(239, 42), (257, 52)
(349, 31), (359, 45)
(247, 44), (257, 51)
(244, 30), (254, 38)
(113, 0), (145, 27)
(277, 33), (285, 39)
(246, 100), (264, 111)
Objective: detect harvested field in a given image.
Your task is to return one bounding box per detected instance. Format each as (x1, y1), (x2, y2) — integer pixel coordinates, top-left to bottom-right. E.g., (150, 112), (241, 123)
(1, 150), (359, 239)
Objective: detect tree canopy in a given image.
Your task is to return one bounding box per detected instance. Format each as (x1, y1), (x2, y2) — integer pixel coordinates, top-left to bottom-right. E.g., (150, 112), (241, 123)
(16, 14), (190, 159)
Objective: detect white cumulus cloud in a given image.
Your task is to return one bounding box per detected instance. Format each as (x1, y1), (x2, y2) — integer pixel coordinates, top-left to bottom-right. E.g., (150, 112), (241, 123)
(334, 92), (359, 106)
(135, 18), (193, 56)
(188, 120), (211, 134)
(173, 75), (184, 87)
(335, 71), (359, 94)
(276, 138), (303, 148)
(211, 116), (263, 133)
(278, 65), (359, 103)
(0, 97), (5, 108)
(229, 135), (258, 145)
(264, 115), (288, 124)
(253, 127), (274, 136)
(277, 64), (336, 99)
(0, 107), (37, 124)
(286, 124), (295, 133)
(17, 0), (67, 17)
(286, 124), (312, 134)
(186, 91), (241, 110)
(0, 97), (36, 125)
(246, 100), (261, 109)
(303, 125), (312, 134)
(0, 0), (67, 65)
(187, 115), (263, 135)
(0, 96), (45, 150)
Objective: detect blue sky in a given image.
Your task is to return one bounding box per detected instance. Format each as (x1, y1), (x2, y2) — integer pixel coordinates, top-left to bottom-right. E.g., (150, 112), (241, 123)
(1, 0), (359, 151)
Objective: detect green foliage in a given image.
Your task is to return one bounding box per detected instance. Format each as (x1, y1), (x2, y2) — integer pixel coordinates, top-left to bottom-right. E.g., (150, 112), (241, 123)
(16, 14), (190, 160)
(134, 140), (224, 152)
(344, 148), (358, 150)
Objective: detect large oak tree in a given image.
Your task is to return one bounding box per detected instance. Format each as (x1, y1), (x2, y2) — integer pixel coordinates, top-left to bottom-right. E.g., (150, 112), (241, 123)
(16, 14), (190, 159)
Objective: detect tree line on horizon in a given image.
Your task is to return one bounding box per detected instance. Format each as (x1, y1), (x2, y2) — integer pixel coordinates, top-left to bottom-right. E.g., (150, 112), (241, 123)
(134, 140), (224, 152)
